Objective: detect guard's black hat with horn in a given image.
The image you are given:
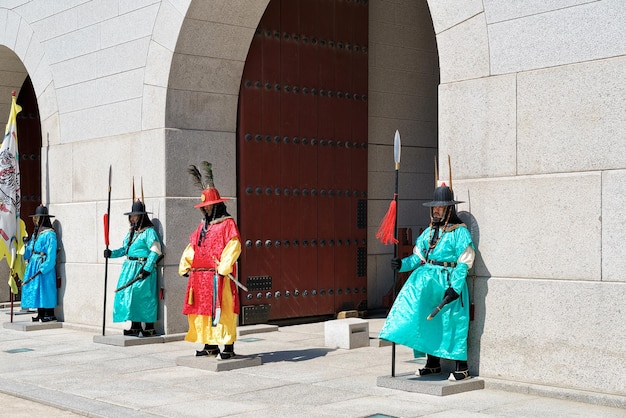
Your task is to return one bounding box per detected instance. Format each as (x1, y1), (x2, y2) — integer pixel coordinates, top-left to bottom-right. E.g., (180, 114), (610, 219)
(423, 155), (464, 207)
(124, 199), (151, 215)
(124, 177), (151, 215)
(29, 205), (55, 218)
(422, 185), (463, 207)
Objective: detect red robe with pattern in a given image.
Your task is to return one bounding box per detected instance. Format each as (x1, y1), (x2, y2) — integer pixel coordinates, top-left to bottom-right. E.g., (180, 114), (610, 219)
(182, 217), (241, 317)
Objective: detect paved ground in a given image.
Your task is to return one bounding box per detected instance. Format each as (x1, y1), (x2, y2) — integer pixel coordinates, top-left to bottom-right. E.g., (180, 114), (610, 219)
(1, 308), (624, 417)
(0, 392), (83, 417)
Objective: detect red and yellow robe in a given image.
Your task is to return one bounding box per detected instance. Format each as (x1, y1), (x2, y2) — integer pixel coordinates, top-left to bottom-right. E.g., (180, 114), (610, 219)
(179, 216), (241, 345)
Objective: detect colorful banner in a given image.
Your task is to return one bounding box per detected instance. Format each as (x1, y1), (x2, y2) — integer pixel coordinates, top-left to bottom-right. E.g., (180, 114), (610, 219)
(0, 92), (27, 294)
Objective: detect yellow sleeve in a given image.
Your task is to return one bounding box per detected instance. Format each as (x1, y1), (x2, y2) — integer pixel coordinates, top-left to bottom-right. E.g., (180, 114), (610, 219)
(178, 244), (194, 276)
(217, 238), (241, 276)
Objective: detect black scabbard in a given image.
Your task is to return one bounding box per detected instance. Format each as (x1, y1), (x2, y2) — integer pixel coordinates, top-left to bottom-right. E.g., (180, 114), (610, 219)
(22, 271), (42, 286)
(115, 275), (146, 292)
(427, 294), (454, 320)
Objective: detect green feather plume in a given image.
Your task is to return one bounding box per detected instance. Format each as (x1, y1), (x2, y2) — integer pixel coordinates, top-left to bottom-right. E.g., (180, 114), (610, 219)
(187, 165), (205, 190)
(201, 161), (215, 188)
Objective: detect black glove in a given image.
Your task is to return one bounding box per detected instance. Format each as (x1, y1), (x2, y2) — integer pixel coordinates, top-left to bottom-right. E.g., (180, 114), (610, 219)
(103, 249), (112, 258)
(138, 269), (150, 279)
(390, 257), (402, 271)
(444, 287), (459, 302)
(22, 236), (29, 244)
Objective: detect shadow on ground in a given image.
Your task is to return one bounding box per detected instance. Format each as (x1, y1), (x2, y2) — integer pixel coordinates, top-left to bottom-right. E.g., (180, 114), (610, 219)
(256, 348), (335, 363)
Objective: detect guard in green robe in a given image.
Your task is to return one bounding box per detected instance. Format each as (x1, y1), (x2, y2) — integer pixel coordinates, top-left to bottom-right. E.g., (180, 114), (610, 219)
(379, 185), (475, 381)
(104, 200), (162, 337)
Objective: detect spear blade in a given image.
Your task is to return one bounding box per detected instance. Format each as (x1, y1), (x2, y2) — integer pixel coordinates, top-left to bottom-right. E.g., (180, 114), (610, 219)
(393, 129), (401, 169)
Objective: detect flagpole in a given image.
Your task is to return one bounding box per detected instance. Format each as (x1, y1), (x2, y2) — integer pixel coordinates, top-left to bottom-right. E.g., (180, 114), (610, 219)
(102, 165), (112, 336)
(9, 90), (16, 323)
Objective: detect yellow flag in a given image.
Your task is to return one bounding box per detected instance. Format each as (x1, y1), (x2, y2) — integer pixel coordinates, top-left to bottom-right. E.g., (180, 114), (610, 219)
(8, 219), (28, 293)
(0, 92), (25, 294)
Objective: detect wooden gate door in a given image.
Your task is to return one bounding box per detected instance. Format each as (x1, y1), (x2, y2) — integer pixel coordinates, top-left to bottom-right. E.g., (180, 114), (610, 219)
(16, 76), (42, 234)
(238, 0), (368, 324)
(10, 76), (42, 302)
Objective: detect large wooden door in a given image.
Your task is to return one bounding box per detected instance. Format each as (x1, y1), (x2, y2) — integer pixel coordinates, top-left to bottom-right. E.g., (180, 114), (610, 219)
(17, 76), (42, 235)
(9, 76), (42, 302)
(237, 0), (368, 324)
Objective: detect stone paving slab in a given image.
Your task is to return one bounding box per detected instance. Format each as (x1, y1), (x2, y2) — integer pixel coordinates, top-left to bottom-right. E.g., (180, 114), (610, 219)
(163, 332), (186, 342)
(3, 320), (63, 331)
(377, 372), (485, 396)
(176, 354), (262, 372)
(0, 379), (153, 417)
(93, 333), (166, 346)
(238, 323), (278, 335)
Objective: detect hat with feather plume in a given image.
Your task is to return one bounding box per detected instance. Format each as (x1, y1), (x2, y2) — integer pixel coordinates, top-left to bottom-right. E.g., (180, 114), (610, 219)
(188, 161), (230, 208)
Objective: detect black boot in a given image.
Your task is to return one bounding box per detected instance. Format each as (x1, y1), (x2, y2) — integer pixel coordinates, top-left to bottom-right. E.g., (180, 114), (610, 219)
(141, 322), (156, 337)
(218, 344), (235, 360)
(417, 354), (441, 376)
(449, 360), (469, 381)
(195, 344), (220, 357)
(123, 321), (142, 336)
(41, 308), (57, 322)
(32, 308), (44, 322)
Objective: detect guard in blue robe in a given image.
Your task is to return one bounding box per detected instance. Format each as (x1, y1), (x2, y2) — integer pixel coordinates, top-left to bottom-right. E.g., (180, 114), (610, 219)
(379, 185), (475, 381)
(104, 200), (162, 337)
(22, 205), (58, 322)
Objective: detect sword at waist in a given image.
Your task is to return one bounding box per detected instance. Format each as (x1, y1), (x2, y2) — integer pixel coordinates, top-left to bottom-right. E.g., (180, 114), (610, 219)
(22, 270), (42, 286)
(211, 256), (248, 292)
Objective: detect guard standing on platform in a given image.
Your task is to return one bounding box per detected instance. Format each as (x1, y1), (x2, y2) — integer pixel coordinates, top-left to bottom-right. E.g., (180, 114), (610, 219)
(104, 198), (162, 337)
(379, 184), (475, 381)
(22, 205), (58, 322)
(179, 162), (242, 359)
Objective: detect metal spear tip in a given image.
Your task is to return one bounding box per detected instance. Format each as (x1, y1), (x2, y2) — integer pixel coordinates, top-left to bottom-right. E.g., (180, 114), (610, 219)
(394, 129), (401, 166)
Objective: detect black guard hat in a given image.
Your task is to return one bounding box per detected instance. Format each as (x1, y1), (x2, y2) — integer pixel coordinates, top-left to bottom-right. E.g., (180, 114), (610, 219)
(422, 186), (464, 207)
(124, 200), (152, 215)
(28, 205), (55, 218)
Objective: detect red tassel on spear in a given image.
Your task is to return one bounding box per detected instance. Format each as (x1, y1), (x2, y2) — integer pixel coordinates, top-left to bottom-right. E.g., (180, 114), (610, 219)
(376, 198), (398, 245)
(376, 129), (401, 245)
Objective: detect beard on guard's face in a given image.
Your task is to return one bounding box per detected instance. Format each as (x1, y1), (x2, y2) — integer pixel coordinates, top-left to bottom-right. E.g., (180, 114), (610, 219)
(431, 206), (446, 222)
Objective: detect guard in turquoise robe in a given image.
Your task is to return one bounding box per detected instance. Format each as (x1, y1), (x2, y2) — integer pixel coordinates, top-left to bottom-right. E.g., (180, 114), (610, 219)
(22, 205), (58, 322)
(379, 185), (475, 381)
(105, 200), (162, 337)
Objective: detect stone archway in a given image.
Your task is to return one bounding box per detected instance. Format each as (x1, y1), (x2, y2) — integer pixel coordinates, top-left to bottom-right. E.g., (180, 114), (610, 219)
(0, 8), (60, 179)
(162, 0), (450, 322)
(161, 1), (271, 332)
(0, 15), (55, 300)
